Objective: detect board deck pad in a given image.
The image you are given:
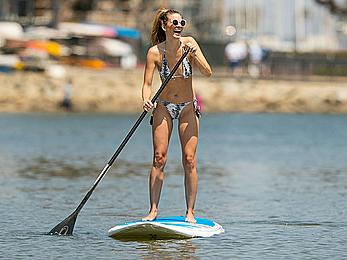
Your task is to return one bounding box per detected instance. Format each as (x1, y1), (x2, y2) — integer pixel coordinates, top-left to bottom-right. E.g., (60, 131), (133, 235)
(108, 216), (224, 240)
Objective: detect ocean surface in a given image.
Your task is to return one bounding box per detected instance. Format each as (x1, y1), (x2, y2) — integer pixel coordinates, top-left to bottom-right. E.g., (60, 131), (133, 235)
(0, 113), (346, 259)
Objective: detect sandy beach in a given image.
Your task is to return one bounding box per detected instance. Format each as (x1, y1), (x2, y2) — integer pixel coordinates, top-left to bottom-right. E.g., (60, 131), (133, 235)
(1, 66), (347, 114)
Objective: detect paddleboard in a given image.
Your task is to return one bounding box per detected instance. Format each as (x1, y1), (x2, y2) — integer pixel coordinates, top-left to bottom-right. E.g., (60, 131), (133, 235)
(108, 216), (224, 240)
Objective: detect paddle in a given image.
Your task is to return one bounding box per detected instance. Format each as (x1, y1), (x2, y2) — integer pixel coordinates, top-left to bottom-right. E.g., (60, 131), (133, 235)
(48, 48), (190, 236)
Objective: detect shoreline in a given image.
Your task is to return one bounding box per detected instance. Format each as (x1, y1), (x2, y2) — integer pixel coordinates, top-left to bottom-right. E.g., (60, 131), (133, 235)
(1, 66), (347, 114)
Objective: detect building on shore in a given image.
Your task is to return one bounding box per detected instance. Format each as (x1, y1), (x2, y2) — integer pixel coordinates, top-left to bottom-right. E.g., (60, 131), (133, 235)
(222, 0), (347, 51)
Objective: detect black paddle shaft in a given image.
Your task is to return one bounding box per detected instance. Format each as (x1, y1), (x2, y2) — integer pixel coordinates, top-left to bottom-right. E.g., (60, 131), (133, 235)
(48, 49), (190, 236)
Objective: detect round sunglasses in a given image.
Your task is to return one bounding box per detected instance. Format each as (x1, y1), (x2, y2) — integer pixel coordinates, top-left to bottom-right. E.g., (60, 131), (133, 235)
(171, 19), (186, 27)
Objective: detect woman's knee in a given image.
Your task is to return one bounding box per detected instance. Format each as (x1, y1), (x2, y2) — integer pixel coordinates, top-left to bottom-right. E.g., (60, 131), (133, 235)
(153, 151), (167, 170)
(183, 153), (196, 171)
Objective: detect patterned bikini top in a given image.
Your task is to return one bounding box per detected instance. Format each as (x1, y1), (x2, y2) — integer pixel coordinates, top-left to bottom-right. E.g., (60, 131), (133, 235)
(159, 47), (192, 80)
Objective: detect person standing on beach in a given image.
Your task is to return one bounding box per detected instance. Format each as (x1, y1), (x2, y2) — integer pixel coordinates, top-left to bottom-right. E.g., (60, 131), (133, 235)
(224, 40), (247, 77)
(59, 77), (73, 111)
(141, 9), (212, 223)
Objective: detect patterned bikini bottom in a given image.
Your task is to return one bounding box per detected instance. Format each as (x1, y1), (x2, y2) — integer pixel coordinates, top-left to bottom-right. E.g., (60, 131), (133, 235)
(150, 99), (201, 125)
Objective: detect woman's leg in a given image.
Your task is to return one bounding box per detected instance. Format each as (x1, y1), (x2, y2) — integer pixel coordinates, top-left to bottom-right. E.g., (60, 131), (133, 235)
(178, 104), (199, 223)
(142, 104), (173, 221)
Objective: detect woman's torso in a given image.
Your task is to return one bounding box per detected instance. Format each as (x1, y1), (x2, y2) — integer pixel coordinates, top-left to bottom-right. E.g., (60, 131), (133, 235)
(155, 39), (195, 103)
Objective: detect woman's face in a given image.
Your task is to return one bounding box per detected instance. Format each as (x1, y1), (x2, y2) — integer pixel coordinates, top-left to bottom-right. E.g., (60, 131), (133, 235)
(164, 13), (186, 39)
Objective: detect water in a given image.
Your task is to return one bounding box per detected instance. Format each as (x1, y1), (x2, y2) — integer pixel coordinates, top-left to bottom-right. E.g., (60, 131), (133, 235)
(0, 113), (346, 259)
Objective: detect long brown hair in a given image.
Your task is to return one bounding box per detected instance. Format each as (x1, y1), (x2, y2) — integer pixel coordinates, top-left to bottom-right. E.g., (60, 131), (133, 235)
(150, 9), (181, 46)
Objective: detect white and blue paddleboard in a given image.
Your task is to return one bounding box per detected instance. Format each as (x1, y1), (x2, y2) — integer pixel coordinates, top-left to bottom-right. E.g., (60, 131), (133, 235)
(108, 216), (224, 240)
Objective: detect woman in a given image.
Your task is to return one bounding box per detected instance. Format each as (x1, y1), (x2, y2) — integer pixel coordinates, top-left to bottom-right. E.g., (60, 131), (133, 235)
(142, 9), (212, 223)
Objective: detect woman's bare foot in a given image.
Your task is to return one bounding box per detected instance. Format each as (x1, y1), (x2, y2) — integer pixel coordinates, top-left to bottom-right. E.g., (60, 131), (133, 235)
(142, 210), (158, 221)
(185, 210), (196, 223)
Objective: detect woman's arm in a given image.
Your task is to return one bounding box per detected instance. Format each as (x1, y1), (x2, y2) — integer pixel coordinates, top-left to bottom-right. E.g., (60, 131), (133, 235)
(141, 46), (158, 111)
(185, 36), (212, 77)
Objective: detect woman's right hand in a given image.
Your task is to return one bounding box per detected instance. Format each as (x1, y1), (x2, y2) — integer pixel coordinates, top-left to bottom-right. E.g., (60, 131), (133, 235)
(143, 99), (154, 111)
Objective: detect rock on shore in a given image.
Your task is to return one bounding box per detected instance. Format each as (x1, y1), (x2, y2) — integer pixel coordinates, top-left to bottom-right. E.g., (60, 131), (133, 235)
(1, 66), (347, 114)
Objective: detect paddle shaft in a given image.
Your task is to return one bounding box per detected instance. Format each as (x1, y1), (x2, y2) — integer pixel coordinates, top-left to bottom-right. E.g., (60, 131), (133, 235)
(49, 49), (189, 234)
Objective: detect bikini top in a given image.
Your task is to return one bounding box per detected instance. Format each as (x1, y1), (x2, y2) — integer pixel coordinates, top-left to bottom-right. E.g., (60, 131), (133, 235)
(159, 47), (192, 80)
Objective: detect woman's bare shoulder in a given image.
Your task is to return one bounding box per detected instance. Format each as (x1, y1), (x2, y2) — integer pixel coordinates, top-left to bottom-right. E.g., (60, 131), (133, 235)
(147, 43), (164, 62)
(148, 42), (166, 54)
(147, 45), (158, 55)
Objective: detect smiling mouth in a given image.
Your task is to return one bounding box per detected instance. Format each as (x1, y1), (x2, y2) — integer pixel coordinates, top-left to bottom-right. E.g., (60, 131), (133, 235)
(173, 29), (182, 35)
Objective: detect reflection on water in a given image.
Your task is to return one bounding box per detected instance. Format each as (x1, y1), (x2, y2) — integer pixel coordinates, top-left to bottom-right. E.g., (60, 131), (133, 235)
(0, 113), (347, 259)
(17, 154), (227, 185)
(138, 240), (198, 260)
(18, 156), (152, 179)
(19, 156), (100, 179)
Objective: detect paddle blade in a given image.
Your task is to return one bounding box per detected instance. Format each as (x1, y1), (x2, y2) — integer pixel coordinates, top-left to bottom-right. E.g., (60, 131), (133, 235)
(48, 212), (77, 236)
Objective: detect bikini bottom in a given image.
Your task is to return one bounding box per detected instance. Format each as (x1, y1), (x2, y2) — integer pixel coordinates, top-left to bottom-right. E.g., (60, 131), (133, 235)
(150, 99), (201, 125)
